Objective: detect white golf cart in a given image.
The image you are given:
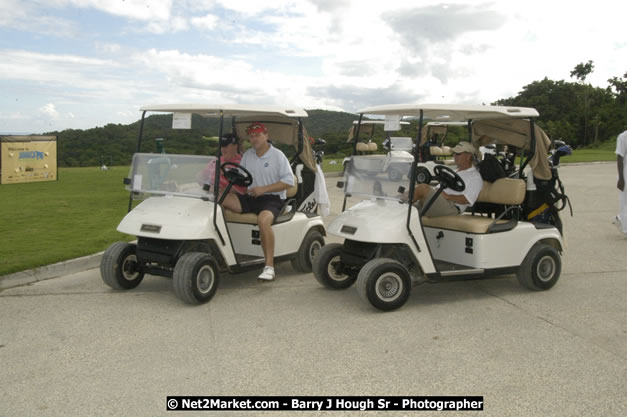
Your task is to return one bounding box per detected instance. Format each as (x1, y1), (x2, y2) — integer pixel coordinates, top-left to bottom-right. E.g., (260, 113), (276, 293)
(341, 121), (413, 181)
(100, 105), (326, 304)
(313, 104), (565, 311)
(413, 121), (465, 184)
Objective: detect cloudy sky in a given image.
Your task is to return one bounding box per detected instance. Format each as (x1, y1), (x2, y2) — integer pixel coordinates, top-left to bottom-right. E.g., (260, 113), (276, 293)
(1, 0), (625, 133)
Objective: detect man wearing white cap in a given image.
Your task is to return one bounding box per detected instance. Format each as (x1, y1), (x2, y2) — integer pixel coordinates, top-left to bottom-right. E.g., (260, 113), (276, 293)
(408, 141), (483, 216)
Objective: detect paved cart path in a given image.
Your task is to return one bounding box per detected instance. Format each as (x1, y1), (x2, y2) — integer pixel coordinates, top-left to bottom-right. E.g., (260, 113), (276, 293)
(1, 163), (625, 417)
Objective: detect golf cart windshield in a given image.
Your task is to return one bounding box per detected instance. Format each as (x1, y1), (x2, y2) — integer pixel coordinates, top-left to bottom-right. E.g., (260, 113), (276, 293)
(344, 156), (410, 202)
(389, 137), (413, 151)
(126, 153), (216, 199)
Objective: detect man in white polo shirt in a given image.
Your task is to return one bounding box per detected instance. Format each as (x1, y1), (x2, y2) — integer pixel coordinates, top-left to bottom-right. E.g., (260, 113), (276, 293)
(407, 141), (483, 216)
(222, 122), (295, 281)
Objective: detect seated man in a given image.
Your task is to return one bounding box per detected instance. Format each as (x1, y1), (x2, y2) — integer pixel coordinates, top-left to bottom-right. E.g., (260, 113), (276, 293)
(409, 141), (483, 216)
(221, 122), (295, 281)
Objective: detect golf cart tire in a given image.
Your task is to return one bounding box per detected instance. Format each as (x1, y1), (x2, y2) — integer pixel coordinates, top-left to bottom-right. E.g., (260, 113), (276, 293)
(388, 168), (402, 181)
(100, 242), (145, 290)
(517, 243), (561, 291)
(356, 258), (411, 311)
(173, 252), (220, 305)
(291, 230), (325, 273)
(312, 243), (357, 289)
(415, 167), (431, 184)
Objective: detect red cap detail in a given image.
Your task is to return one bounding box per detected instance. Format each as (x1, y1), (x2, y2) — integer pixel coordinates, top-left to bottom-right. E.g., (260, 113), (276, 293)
(246, 122), (267, 134)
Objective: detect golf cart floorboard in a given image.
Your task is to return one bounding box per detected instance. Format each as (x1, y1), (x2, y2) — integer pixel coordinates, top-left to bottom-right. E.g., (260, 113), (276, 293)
(430, 260), (517, 281)
(228, 253), (294, 274)
(433, 260), (483, 277)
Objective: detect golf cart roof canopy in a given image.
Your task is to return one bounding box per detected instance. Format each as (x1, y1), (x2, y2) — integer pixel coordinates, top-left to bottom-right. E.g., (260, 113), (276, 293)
(357, 104), (539, 121)
(139, 104), (308, 118)
(138, 104), (316, 172)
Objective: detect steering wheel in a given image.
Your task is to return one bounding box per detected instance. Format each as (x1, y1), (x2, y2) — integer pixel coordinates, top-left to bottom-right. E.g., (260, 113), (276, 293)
(220, 162), (253, 187)
(433, 165), (465, 192)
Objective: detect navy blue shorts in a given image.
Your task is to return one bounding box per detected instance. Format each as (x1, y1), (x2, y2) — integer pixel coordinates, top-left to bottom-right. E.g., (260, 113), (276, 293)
(236, 194), (284, 219)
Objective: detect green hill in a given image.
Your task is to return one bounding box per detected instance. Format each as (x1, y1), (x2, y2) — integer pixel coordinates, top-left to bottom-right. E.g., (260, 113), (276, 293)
(44, 109), (364, 167)
(303, 109), (359, 137)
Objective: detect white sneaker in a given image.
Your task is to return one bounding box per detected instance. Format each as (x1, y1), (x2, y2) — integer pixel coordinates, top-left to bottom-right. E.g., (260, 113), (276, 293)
(612, 216), (623, 233)
(258, 266), (275, 281)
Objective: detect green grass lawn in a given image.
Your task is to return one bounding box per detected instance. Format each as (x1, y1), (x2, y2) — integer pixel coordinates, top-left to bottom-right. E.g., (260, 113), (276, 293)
(0, 166), (135, 276)
(560, 138), (617, 163)
(566, 148), (616, 163)
(321, 157), (345, 173)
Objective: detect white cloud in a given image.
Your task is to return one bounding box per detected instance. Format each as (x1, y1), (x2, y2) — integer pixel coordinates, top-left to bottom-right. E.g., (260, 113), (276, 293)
(96, 43), (122, 53)
(0, 0), (78, 36)
(0, 49), (119, 85)
(190, 14), (218, 30)
(8, 112), (29, 120)
(1, 0), (626, 133)
(145, 15), (188, 33)
(215, 0), (302, 15)
(40, 103), (60, 119)
(57, 0), (173, 21)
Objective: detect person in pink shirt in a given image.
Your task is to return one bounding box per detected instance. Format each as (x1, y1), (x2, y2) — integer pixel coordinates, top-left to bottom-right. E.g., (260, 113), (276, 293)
(201, 133), (246, 194)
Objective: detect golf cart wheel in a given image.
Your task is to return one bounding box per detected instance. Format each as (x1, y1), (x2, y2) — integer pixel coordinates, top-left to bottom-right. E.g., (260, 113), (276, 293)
(517, 243), (561, 291)
(388, 168), (402, 181)
(291, 230), (325, 273)
(415, 167), (431, 184)
(356, 258), (411, 311)
(173, 252), (220, 305)
(100, 242), (145, 290)
(312, 243), (357, 289)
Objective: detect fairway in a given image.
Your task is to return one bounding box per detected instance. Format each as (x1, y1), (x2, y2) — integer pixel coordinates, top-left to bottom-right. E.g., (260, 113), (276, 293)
(0, 166), (135, 276)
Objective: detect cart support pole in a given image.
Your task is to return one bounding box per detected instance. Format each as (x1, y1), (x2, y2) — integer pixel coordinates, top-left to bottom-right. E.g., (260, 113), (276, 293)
(467, 120), (472, 141)
(213, 112), (226, 246)
(342, 113), (363, 212)
(405, 110), (423, 253)
(297, 118), (304, 157)
(127, 111), (147, 212)
(519, 119), (537, 178)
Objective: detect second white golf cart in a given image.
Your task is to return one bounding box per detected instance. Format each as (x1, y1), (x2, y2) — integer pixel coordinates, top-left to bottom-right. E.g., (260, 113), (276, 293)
(413, 121), (465, 184)
(313, 104), (565, 311)
(100, 105), (326, 304)
(342, 120), (414, 181)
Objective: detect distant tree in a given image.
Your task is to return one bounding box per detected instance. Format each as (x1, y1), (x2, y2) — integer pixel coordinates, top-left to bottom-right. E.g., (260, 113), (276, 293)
(570, 60), (595, 146)
(604, 72), (627, 137)
(607, 72), (627, 106)
(570, 60), (594, 82)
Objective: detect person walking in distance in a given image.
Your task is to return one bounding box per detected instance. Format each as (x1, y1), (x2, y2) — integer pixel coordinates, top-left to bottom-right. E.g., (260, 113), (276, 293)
(612, 130), (627, 239)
